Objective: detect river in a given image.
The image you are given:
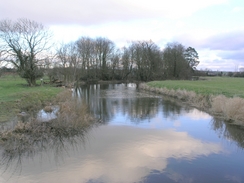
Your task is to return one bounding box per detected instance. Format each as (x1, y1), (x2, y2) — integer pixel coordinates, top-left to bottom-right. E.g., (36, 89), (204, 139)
(1, 83), (244, 183)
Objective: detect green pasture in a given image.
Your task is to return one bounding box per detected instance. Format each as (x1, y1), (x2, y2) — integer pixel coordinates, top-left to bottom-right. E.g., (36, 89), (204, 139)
(0, 74), (63, 122)
(147, 77), (244, 98)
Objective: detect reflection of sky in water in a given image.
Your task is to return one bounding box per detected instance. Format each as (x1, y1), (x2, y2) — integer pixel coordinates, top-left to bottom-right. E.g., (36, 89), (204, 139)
(0, 126), (224, 183)
(1, 84), (244, 183)
(110, 108), (214, 139)
(36, 106), (59, 122)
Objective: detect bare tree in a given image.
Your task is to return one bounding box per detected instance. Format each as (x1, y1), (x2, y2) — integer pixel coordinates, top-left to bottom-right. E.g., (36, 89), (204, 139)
(110, 49), (121, 80)
(76, 37), (95, 80)
(94, 37), (115, 80)
(68, 43), (80, 83)
(55, 42), (81, 84)
(121, 47), (134, 80)
(56, 42), (71, 82)
(0, 18), (52, 86)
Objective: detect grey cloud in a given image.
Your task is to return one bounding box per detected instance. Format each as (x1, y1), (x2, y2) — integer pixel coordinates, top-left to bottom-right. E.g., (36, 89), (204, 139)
(174, 30), (244, 51)
(0, 0), (163, 26)
(198, 59), (235, 71)
(1, 0), (226, 26)
(173, 30), (244, 68)
(202, 31), (244, 51)
(197, 54), (244, 71)
(221, 50), (244, 60)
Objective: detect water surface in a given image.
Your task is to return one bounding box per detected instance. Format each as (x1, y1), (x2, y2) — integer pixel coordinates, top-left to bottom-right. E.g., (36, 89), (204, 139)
(1, 83), (244, 183)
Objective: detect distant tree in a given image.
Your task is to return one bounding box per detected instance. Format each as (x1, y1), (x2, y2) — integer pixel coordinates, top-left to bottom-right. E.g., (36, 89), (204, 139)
(228, 72), (233, 77)
(162, 43), (199, 79)
(56, 42), (79, 83)
(184, 47), (199, 70)
(129, 40), (163, 81)
(110, 49), (121, 80)
(74, 37), (116, 81)
(0, 19), (52, 86)
(94, 37), (115, 80)
(76, 37), (95, 80)
(163, 42), (187, 79)
(121, 47), (134, 80)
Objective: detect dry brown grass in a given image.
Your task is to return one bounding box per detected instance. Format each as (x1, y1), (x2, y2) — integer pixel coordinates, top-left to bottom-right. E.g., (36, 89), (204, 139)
(139, 83), (244, 125)
(212, 95), (244, 124)
(55, 96), (93, 129)
(140, 83), (199, 104)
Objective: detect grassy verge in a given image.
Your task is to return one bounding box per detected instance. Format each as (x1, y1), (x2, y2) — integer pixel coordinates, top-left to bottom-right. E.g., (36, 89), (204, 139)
(0, 74), (64, 122)
(147, 77), (244, 98)
(140, 77), (244, 125)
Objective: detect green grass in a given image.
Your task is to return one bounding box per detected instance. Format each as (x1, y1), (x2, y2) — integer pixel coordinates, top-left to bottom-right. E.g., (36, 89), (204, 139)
(147, 77), (244, 98)
(0, 74), (64, 122)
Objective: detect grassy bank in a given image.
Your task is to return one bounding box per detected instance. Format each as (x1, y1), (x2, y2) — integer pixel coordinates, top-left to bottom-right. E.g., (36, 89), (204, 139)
(140, 77), (244, 125)
(147, 77), (244, 98)
(0, 74), (64, 122)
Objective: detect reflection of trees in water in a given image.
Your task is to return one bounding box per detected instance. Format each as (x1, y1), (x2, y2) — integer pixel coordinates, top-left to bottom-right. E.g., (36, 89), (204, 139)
(0, 122), (93, 175)
(77, 84), (113, 124)
(78, 84), (244, 152)
(161, 99), (182, 120)
(78, 84), (193, 124)
(161, 97), (192, 120)
(125, 98), (160, 123)
(78, 84), (161, 124)
(211, 118), (244, 149)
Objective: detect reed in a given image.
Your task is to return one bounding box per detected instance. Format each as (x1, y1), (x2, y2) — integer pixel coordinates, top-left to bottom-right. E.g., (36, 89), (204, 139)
(212, 95), (244, 124)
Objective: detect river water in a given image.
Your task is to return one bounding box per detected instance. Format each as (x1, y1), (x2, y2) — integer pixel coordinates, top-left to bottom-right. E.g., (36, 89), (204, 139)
(1, 83), (244, 183)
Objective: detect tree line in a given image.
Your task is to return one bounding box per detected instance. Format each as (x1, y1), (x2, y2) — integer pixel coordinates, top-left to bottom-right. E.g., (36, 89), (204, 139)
(0, 19), (199, 86)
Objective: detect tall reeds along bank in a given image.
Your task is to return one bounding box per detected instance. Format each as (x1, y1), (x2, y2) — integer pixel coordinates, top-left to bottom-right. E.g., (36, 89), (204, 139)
(211, 95), (244, 124)
(139, 83), (244, 125)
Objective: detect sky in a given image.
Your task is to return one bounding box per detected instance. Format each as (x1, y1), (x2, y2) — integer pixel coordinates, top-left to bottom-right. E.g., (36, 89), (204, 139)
(1, 0), (244, 71)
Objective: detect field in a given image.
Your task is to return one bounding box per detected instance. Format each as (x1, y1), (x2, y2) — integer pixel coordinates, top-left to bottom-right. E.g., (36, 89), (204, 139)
(0, 74), (63, 122)
(147, 77), (244, 98)
(142, 77), (244, 124)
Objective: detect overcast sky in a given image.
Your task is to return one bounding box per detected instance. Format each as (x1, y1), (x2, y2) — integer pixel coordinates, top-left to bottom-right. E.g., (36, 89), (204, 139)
(1, 0), (244, 71)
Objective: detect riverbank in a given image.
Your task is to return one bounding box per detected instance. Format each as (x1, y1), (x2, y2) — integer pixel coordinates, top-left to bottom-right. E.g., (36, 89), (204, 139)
(0, 75), (95, 156)
(139, 77), (244, 125)
(0, 74), (64, 123)
(0, 89), (94, 159)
